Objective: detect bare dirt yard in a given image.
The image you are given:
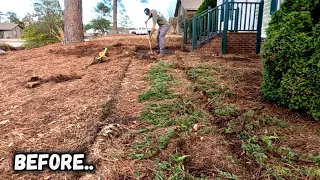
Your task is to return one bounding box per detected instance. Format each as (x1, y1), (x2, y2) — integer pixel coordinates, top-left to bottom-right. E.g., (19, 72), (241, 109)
(0, 34), (319, 180)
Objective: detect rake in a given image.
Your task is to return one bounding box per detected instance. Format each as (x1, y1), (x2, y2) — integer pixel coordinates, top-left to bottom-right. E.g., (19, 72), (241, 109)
(146, 24), (153, 54)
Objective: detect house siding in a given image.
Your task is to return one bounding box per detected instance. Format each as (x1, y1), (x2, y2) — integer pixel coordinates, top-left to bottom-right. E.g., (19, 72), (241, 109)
(176, 3), (186, 34)
(176, 3), (196, 34)
(14, 26), (23, 38)
(261, 0), (271, 37)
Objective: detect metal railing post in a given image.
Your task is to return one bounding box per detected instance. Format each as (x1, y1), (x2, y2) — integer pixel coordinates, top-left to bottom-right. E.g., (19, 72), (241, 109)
(208, 6), (212, 37)
(256, 0), (264, 54)
(192, 15), (197, 51)
(222, 2), (230, 55)
(235, 7), (239, 32)
(184, 19), (187, 44)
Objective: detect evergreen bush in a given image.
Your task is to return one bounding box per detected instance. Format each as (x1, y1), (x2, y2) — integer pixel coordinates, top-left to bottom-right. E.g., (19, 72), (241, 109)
(196, 0), (217, 14)
(261, 0), (320, 120)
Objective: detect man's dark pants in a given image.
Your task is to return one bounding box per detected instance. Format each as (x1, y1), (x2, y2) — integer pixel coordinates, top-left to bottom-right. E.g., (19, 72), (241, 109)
(157, 25), (170, 54)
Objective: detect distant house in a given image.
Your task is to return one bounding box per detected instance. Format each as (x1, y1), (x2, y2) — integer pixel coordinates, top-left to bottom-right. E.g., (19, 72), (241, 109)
(174, 0), (204, 34)
(0, 23), (24, 39)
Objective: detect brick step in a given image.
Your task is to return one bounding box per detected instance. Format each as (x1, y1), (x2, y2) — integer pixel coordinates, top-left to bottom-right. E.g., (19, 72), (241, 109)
(184, 34), (222, 54)
(183, 32), (257, 55)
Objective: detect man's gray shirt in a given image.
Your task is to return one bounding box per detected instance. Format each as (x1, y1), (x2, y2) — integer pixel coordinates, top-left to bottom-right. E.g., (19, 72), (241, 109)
(151, 9), (168, 26)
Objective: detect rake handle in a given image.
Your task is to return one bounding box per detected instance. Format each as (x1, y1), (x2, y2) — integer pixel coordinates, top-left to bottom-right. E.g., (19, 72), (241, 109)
(146, 24), (153, 53)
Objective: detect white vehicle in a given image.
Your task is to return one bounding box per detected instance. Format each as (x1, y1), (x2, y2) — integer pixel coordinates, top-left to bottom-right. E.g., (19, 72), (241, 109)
(130, 27), (151, 35)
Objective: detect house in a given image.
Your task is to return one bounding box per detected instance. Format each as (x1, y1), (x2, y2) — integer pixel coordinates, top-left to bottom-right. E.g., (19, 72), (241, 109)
(174, 0), (204, 34)
(0, 23), (24, 39)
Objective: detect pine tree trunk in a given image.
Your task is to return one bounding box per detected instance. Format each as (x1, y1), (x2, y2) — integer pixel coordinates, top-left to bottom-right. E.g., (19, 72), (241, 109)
(63, 0), (84, 45)
(112, 0), (117, 31)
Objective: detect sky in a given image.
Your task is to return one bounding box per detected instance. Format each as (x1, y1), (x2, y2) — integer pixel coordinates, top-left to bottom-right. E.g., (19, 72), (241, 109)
(0, 0), (175, 28)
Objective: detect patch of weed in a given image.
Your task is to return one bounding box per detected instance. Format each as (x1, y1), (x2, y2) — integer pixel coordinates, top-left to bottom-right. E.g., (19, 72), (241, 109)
(218, 171), (239, 180)
(137, 125), (162, 134)
(184, 63), (318, 179)
(212, 165), (239, 180)
(187, 66), (234, 103)
(214, 104), (237, 116)
(138, 61), (175, 102)
(134, 169), (140, 180)
(198, 127), (213, 134)
(139, 103), (177, 126)
(241, 136), (268, 167)
(154, 154), (189, 180)
(277, 147), (297, 163)
(129, 129), (179, 160)
(226, 156), (235, 163)
(307, 154), (320, 166)
(259, 116), (288, 128)
(225, 110), (255, 134)
(129, 134), (159, 160)
(224, 89), (236, 97)
(262, 136), (279, 151)
(159, 129), (176, 149)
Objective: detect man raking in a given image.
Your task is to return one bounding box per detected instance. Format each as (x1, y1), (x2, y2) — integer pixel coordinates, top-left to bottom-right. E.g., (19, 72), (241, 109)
(144, 8), (169, 56)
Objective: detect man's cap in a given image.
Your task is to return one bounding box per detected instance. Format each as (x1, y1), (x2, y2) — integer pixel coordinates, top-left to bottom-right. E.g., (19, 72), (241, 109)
(144, 8), (150, 15)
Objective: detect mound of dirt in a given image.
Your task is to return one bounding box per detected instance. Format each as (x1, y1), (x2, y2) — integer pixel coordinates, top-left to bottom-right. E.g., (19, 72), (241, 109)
(25, 74), (82, 88)
(44, 74), (82, 83)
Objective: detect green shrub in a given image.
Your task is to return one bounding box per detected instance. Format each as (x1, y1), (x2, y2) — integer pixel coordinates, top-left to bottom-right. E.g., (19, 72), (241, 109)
(196, 0), (217, 14)
(261, 0), (320, 120)
(23, 21), (60, 49)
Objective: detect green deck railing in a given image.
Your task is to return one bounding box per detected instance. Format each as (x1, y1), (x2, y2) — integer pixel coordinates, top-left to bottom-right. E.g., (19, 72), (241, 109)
(183, 0), (264, 54)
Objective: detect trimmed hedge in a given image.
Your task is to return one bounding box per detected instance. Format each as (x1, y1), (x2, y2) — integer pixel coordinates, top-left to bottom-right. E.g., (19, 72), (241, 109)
(196, 0), (217, 14)
(261, 0), (320, 120)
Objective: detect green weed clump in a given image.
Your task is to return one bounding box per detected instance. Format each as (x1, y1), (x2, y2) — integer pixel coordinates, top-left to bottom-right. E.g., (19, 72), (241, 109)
(138, 61), (175, 102)
(154, 154), (189, 180)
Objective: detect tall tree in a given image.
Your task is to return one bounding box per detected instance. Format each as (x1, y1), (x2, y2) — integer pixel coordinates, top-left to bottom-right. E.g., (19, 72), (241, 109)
(22, 13), (37, 27)
(167, 0), (176, 18)
(23, 0), (63, 48)
(120, 15), (133, 28)
(63, 0), (84, 45)
(0, 11), (4, 22)
(84, 2), (111, 33)
(103, 0), (148, 31)
(167, 0), (177, 34)
(34, 0), (63, 31)
(6, 12), (20, 23)
(86, 18), (110, 33)
(94, 2), (111, 17)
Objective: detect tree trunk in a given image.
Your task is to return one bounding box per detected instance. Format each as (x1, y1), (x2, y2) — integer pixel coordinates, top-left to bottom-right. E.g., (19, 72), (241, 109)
(63, 0), (84, 45)
(112, 0), (117, 31)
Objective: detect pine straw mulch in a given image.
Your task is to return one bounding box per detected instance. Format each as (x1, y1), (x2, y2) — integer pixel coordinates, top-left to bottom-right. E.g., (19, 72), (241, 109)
(176, 52), (320, 178)
(0, 36), (183, 180)
(1, 35), (319, 180)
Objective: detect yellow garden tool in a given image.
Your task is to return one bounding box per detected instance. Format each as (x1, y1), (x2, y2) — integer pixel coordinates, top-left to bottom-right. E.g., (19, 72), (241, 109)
(95, 47), (108, 62)
(83, 47), (108, 70)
